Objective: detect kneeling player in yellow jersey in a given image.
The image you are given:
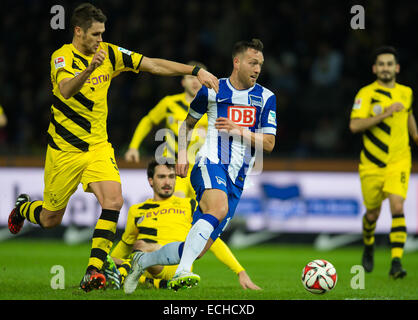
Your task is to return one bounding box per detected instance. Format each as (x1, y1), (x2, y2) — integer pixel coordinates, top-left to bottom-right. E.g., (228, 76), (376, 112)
(108, 160), (260, 290)
(349, 46), (418, 279)
(124, 61), (209, 199)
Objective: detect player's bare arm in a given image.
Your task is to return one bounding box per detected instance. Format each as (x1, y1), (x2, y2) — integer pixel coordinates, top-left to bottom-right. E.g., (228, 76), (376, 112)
(139, 56), (219, 93)
(58, 49), (107, 99)
(176, 114), (199, 178)
(214, 117), (275, 153)
(408, 112), (418, 145)
(349, 102), (405, 133)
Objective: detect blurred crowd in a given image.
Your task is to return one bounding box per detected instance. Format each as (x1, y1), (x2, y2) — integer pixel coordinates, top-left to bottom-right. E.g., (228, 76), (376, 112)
(0, 0), (417, 159)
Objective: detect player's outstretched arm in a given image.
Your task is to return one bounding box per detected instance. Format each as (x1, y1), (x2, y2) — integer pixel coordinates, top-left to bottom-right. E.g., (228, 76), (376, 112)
(139, 57), (219, 93)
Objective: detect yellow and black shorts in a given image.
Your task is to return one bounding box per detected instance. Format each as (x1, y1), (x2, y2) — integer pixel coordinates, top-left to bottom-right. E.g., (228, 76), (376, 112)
(43, 141), (121, 211)
(359, 158), (411, 210)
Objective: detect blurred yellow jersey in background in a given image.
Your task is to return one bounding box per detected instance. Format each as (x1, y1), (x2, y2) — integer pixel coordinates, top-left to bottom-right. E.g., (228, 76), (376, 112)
(128, 92), (208, 165)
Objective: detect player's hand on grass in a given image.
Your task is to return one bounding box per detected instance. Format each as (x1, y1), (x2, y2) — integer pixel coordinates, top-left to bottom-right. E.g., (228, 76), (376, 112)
(125, 148), (140, 163)
(88, 49), (107, 71)
(197, 69), (219, 93)
(238, 271), (262, 290)
(384, 102), (404, 117)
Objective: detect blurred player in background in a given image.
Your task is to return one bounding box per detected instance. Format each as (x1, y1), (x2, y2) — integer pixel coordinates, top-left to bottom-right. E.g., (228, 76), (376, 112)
(124, 62), (209, 199)
(0, 104), (7, 128)
(7, 2), (218, 292)
(107, 160), (260, 290)
(349, 46), (418, 279)
(124, 39), (277, 293)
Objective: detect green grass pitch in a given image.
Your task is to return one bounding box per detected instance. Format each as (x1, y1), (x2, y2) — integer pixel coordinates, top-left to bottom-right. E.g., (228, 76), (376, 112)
(0, 239), (417, 300)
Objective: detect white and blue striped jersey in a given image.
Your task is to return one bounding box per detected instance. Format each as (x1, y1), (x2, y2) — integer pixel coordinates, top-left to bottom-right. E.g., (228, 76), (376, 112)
(188, 78), (277, 189)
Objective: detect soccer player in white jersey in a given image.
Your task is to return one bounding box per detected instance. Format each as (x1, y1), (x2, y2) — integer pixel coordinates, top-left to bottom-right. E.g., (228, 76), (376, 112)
(124, 39), (277, 293)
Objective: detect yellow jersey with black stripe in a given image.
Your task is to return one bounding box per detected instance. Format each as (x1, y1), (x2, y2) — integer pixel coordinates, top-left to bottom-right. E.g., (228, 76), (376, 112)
(48, 42), (143, 152)
(121, 196), (196, 246)
(351, 81), (413, 167)
(128, 92), (208, 164)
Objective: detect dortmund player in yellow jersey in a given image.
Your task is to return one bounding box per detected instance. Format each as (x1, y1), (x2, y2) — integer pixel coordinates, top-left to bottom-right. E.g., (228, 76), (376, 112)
(124, 62), (208, 198)
(109, 160), (260, 290)
(7, 3), (218, 292)
(349, 46), (418, 279)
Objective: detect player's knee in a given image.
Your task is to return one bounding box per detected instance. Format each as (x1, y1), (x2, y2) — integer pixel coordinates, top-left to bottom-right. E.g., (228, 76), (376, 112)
(201, 203), (228, 220)
(102, 195), (124, 211)
(391, 203), (404, 215)
(214, 204), (228, 220)
(366, 208), (380, 222)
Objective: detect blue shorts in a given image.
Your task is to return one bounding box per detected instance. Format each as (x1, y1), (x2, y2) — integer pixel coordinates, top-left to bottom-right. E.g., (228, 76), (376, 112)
(190, 162), (243, 240)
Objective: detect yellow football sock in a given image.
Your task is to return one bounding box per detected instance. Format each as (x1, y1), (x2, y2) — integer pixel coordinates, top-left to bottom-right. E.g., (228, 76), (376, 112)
(390, 214), (407, 259)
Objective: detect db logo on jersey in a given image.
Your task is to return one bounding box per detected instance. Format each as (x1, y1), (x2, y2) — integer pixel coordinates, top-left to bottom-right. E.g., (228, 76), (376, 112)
(228, 106), (256, 127)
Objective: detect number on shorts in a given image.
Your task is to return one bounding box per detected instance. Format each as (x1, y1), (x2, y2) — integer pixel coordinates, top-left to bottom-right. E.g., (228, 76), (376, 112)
(401, 172), (406, 184)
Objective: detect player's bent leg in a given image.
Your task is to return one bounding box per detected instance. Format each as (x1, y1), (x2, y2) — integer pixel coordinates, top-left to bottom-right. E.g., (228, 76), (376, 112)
(133, 239), (162, 253)
(79, 181), (123, 292)
(88, 181), (123, 268)
(8, 194), (66, 233)
(362, 206), (380, 273)
(198, 188), (229, 222)
(388, 194), (407, 279)
(89, 180), (124, 211)
(168, 235), (213, 291)
(173, 190), (226, 279)
(39, 207), (66, 229)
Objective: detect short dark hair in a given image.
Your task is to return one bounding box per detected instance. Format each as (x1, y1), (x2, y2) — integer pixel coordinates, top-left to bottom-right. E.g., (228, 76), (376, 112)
(232, 39), (264, 59)
(147, 159), (175, 179)
(373, 46), (398, 64)
(71, 3), (107, 33)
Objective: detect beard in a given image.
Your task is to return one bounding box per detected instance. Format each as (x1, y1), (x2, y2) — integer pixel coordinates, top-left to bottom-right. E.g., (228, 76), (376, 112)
(377, 72), (395, 83)
(156, 189), (174, 199)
